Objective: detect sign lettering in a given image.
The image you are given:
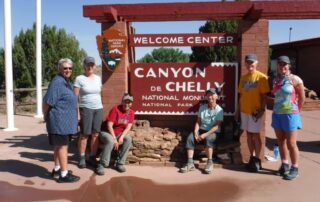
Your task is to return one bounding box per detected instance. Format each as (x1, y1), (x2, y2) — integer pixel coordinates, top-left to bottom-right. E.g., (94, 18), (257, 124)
(130, 63), (238, 115)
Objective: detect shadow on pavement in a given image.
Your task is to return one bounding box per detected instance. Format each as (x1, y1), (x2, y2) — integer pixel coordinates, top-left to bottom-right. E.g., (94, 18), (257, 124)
(0, 159), (51, 179)
(266, 137), (320, 154)
(0, 134), (51, 151)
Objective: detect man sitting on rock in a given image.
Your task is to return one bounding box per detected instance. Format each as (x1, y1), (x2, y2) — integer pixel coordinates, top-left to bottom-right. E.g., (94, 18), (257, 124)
(180, 88), (224, 174)
(95, 93), (134, 175)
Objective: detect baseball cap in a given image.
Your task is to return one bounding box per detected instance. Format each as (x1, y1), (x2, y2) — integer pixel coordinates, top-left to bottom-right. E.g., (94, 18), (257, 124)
(245, 54), (257, 62)
(83, 56), (95, 65)
(122, 94), (134, 102)
(277, 56), (290, 64)
(206, 88), (218, 96)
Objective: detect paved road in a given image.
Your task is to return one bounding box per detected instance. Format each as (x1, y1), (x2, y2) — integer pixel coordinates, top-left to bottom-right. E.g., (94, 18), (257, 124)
(0, 110), (320, 202)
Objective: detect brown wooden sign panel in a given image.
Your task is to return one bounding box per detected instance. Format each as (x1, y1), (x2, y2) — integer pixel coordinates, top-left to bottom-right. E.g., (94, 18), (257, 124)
(129, 33), (238, 47)
(130, 63), (238, 115)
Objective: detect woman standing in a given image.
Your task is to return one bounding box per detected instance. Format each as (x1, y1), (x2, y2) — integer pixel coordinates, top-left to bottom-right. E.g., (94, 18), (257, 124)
(272, 56), (305, 180)
(43, 58), (80, 183)
(74, 56), (103, 168)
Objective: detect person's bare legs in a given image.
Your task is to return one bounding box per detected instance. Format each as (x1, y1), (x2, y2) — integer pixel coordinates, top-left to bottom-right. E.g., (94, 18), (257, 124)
(78, 134), (88, 155)
(275, 129), (289, 162)
(286, 130), (299, 166)
(251, 132), (262, 158)
(246, 132), (255, 156)
(90, 133), (99, 156)
(55, 145), (68, 172)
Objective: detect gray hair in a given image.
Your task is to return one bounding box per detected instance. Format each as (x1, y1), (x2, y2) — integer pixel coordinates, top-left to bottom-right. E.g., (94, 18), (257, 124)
(57, 58), (73, 71)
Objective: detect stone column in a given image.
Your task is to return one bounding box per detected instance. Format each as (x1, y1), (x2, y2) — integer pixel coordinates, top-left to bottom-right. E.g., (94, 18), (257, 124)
(238, 19), (269, 162)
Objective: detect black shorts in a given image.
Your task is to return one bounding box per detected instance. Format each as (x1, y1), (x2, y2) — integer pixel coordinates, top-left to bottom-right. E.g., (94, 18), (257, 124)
(48, 134), (72, 146)
(79, 108), (103, 135)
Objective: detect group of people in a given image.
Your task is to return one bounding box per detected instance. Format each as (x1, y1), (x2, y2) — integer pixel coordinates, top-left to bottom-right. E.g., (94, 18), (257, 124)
(43, 53), (305, 183)
(43, 57), (134, 183)
(179, 53), (305, 181)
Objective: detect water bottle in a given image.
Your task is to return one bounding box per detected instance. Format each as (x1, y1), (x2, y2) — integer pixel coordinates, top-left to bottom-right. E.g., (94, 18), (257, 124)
(273, 144), (280, 160)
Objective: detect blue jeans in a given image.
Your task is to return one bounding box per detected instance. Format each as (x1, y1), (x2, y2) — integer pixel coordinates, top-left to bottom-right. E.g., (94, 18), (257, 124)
(99, 131), (132, 166)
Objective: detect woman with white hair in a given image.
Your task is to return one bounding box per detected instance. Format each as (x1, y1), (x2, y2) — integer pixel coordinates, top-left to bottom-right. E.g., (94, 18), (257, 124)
(43, 58), (80, 183)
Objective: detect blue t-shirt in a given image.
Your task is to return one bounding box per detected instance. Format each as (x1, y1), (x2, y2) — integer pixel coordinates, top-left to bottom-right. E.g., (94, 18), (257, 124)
(198, 104), (224, 132)
(43, 74), (78, 135)
(74, 74), (103, 109)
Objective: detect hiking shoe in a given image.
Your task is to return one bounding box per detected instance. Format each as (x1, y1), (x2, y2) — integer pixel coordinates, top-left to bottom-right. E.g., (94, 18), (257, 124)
(284, 166), (299, 180)
(87, 156), (97, 167)
(276, 163), (290, 176)
(78, 156), (86, 169)
(179, 163), (196, 173)
(95, 164), (105, 176)
(116, 164), (126, 173)
(57, 172), (80, 183)
(246, 156), (260, 172)
(204, 163), (213, 174)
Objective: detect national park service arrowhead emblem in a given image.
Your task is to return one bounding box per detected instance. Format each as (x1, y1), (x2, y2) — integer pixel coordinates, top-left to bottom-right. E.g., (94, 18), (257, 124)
(96, 29), (127, 71)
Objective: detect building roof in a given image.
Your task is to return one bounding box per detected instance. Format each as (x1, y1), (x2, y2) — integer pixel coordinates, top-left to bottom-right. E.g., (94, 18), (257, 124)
(270, 37), (320, 49)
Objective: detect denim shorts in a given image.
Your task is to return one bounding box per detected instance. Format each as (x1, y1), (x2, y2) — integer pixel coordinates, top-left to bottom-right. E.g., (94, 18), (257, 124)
(271, 113), (302, 132)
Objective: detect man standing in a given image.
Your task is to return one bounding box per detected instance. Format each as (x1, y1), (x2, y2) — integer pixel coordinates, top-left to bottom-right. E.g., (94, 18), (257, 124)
(238, 54), (270, 172)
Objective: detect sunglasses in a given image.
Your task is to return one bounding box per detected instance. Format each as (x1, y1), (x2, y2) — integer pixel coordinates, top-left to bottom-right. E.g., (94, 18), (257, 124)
(63, 67), (73, 70)
(278, 62), (288, 66)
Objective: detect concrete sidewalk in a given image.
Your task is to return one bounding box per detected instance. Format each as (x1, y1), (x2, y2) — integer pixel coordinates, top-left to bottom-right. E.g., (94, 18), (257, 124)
(0, 110), (320, 202)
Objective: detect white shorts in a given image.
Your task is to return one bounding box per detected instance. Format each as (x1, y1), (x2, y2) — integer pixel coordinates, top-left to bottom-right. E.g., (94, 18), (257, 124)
(240, 112), (262, 134)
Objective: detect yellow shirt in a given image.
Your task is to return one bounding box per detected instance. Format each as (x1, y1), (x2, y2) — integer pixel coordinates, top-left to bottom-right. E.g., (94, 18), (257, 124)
(238, 71), (270, 114)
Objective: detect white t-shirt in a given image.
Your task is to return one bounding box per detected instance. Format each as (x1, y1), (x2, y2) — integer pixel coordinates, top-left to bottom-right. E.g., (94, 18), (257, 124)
(74, 74), (103, 109)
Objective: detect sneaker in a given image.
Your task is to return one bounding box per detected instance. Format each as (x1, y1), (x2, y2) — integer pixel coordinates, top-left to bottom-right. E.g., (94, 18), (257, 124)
(276, 163), (290, 176)
(78, 156), (86, 169)
(284, 166), (299, 180)
(179, 163), (196, 173)
(246, 156), (260, 172)
(95, 164), (105, 176)
(204, 163), (213, 174)
(51, 169), (73, 178)
(51, 168), (60, 178)
(116, 164), (126, 173)
(57, 172), (80, 183)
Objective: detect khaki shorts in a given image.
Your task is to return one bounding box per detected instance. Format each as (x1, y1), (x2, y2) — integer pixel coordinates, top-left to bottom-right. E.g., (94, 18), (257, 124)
(240, 112), (262, 133)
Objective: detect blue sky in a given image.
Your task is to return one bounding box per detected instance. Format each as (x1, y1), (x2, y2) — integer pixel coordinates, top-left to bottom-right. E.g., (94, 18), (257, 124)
(1, 0), (320, 62)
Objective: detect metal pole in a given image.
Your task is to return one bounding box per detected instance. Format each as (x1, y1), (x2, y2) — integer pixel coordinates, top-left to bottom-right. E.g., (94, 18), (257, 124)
(289, 27), (292, 42)
(35, 0), (43, 118)
(3, 0), (18, 131)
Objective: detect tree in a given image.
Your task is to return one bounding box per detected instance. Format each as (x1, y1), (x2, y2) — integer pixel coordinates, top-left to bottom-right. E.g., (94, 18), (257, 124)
(42, 24), (86, 85)
(190, 20), (239, 63)
(11, 24), (86, 89)
(138, 47), (190, 63)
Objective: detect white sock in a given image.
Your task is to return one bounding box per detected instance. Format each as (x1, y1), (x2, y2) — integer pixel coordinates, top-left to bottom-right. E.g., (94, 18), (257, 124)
(54, 165), (61, 171)
(61, 170), (68, 177)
